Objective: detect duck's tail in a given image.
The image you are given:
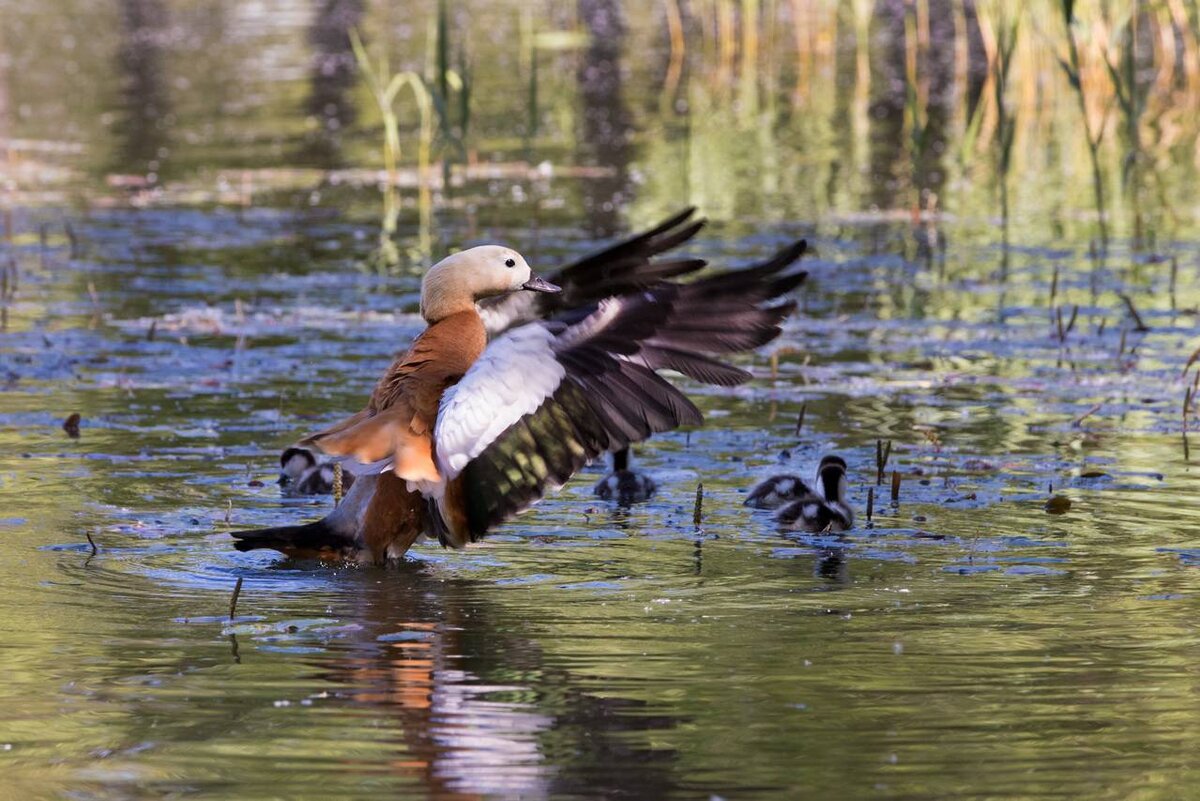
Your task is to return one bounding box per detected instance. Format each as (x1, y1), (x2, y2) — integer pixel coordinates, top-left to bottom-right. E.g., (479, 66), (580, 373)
(231, 519), (355, 559)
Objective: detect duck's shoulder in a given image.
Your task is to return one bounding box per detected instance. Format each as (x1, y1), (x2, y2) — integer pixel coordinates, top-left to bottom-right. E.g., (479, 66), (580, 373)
(370, 311), (488, 412)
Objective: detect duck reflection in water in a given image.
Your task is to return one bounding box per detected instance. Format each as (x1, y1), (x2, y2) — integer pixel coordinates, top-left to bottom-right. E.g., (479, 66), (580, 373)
(298, 567), (685, 798)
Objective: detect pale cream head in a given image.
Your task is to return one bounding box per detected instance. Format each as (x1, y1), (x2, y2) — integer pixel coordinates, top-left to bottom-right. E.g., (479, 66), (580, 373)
(420, 245), (556, 322)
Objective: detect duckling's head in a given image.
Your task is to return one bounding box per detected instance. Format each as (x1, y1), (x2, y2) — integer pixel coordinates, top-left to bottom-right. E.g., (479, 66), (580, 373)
(280, 446), (317, 483)
(420, 245), (560, 322)
(816, 455), (848, 502)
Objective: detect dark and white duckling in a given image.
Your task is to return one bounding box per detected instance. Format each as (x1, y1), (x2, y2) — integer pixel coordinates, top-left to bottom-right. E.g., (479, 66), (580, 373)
(743, 473), (811, 509)
(594, 447), (657, 504)
(776, 455), (854, 533)
(279, 446), (355, 496)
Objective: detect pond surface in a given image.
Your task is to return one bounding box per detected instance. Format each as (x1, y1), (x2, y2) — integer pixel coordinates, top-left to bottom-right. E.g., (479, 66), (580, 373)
(3, 1), (1200, 799)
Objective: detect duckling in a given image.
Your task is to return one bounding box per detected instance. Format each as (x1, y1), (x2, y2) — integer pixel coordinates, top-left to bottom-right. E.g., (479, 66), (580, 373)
(743, 473), (811, 509)
(594, 448), (656, 504)
(776, 455), (854, 533)
(279, 446), (317, 486)
(278, 446), (356, 496)
(232, 229), (807, 563)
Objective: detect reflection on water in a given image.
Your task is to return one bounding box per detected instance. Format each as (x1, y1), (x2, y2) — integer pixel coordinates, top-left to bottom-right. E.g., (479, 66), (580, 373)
(867, 0), (906, 215)
(301, 0), (363, 167)
(3, 1), (1200, 798)
(577, 0), (633, 236)
(114, 0), (171, 179)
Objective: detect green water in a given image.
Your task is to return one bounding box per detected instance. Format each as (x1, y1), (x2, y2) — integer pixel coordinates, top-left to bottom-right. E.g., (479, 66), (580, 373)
(3, 1), (1200, 799)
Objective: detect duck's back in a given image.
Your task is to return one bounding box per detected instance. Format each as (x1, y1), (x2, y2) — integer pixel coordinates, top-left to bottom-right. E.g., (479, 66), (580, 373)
(302, 311), (487, 481)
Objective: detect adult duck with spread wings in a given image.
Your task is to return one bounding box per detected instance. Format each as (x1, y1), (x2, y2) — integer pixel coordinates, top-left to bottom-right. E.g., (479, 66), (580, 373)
(233, 212), (807, 563)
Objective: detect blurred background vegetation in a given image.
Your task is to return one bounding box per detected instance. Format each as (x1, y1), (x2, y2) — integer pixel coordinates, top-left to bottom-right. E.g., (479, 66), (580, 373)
(2, 0), (1197, 263)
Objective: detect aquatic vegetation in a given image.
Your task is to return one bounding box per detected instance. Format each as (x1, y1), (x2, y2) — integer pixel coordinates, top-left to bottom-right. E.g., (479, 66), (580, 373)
(349, 28), (434, 271)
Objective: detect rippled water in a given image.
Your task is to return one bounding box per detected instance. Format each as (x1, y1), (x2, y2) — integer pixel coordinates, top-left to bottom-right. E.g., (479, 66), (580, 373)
(5, 1), (1200, 799)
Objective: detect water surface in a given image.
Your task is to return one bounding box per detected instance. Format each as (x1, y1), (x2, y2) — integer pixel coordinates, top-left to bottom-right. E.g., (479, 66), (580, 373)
(3, 2), (1200, 799)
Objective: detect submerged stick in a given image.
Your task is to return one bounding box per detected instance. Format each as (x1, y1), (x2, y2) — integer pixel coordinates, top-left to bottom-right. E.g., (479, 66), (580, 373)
(794, 403), (807, 438)
(890, 471), (901, 504)
(875, 439), (892, 485)
(1073, 402), (1104, 427)
(693, 482), (704, 528)
(85, 532), (98, 555)
(866, 487), (874, 522)
(229, 577), (244, 621)
(1182, 343), (1200, 378)
(1119, 294), (1150, 332)
(1170, 256), (1178, 311)
(64, 219), (81, 259)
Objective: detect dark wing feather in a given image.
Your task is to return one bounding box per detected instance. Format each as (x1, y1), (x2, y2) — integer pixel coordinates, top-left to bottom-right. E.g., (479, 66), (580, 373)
(435, 239), (808, 543)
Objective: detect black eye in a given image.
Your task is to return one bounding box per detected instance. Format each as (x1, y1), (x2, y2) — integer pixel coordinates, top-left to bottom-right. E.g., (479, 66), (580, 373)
(505, 258), (515, 268)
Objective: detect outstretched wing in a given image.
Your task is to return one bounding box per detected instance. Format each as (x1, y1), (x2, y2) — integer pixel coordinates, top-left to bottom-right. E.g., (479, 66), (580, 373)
(431, 240), (809, 546)
(477, 207), (708, 335)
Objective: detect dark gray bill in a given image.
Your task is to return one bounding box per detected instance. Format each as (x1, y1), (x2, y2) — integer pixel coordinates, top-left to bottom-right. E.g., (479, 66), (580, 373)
(522, 274), (561, 293)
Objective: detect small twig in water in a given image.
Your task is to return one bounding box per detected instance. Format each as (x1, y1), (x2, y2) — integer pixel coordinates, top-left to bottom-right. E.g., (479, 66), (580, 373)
(890, 471), (901, 504)
(875, 440), (892, 486)
(229, 577), (244, 621)
(1170, 256), (1178, 311)
(1119, 294), (1150, 332)
(64, 220), (81, 259)
(85, 532), (98, 555)
(1073, 402), (1105, 427)
(1181, 343), (1200, 378)
(1055, 305), (1078, 344)
(866, 487), (874, 522)
(794, 403), (806, 438)
(693, 482), (704, 529)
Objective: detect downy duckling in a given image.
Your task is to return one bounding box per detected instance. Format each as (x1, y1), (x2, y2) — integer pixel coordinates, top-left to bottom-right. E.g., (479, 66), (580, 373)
(776, 455), (854, 533)
(594, 447), (656, 504)
(279, 446), (355, 496)
(743, 473), (811, 509)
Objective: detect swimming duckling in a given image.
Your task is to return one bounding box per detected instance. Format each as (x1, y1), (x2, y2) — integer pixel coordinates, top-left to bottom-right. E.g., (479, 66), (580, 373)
(232, 229), (807, 563)
(279, 446), (356, 496)
(594, 448), (657, 504)
(776, 455), (854, 533)
(279, 446), (317, 486)
(743, 473), (811, 509)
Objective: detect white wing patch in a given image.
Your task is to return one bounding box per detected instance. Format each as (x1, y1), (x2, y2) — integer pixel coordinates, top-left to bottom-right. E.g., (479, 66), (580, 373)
(435, 323), (566, 479)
